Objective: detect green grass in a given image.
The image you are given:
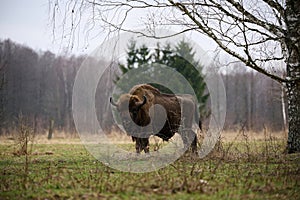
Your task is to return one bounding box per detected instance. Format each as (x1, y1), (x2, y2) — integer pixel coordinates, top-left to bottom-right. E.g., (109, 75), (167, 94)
(0, 138), (299, 200)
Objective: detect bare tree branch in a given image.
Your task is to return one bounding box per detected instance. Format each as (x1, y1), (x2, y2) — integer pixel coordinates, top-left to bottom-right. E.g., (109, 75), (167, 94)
(262, 0), (285, 17)
(50, 0), (297, 83)
(168, 0), (287, 83)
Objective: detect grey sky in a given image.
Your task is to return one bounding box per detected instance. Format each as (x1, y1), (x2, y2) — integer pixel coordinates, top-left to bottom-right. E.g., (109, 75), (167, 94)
(0, 0), (216, 57)
(0, 1), (54, 51)
(0, 0), (99, 55)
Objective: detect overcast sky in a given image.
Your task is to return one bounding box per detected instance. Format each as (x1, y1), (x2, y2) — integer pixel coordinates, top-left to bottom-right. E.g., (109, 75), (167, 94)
(0, 0), (101, 55)
(1, 1), (52, 51)
(0, 0), (218, 59)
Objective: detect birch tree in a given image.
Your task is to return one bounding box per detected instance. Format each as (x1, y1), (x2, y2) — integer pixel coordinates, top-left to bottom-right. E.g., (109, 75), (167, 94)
(51, 0), (300, 153)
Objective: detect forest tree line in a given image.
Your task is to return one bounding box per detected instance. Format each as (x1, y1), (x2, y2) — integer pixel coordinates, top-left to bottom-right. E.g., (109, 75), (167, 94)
(0, 39), (286, 135)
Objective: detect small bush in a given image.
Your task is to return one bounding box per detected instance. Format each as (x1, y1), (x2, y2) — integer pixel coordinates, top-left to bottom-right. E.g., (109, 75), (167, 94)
(13, 114), (35, 156)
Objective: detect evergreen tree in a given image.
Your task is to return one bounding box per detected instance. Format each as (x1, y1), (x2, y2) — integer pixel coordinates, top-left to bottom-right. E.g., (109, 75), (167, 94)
(172, 41), (209, 114)
(117, 39), (208, 116)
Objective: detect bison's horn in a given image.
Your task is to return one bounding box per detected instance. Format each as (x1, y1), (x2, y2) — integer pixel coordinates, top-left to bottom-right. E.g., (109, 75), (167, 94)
(110, 97), (118, 107)
(137, 95), (147, 108)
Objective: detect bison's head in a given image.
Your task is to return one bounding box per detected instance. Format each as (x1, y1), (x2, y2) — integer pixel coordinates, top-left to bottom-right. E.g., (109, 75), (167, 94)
(110, 94), (151, 132)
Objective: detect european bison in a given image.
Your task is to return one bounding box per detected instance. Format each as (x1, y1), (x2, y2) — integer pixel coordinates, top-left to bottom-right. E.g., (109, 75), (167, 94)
(110, 84), (201, 154)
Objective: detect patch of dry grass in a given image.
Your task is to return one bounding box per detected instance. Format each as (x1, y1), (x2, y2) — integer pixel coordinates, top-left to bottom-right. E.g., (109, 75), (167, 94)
(220, 130), (286, 142)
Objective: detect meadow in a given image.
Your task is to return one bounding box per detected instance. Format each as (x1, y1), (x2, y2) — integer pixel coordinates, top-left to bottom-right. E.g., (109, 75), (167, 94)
(0, 131), (299, 199)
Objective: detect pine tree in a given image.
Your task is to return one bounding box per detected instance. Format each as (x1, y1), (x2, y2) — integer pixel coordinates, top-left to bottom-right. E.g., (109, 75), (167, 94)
(117, 39), (208, 116)
(172, 40), (209, 115)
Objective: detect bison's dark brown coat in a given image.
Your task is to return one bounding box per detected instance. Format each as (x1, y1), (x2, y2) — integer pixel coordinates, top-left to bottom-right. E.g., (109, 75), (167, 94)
(110, 84), (201, 153)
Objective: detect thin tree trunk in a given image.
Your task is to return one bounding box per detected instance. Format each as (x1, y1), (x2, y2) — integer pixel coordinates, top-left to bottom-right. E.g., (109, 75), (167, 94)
(281, 85), (287, 133)
(48, 119), (54, 140)
(285, 0), (300, 153)
(250, 72), (255, 130)
(286, 81), (300, 153)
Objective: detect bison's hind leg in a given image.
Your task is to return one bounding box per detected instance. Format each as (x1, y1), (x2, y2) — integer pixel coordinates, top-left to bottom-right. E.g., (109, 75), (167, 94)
(181, 130), (197, 154)
(191, 131), (198, 154)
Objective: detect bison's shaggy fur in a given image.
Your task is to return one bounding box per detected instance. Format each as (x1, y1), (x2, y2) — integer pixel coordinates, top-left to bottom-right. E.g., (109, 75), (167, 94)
(110, 84), (201, 154)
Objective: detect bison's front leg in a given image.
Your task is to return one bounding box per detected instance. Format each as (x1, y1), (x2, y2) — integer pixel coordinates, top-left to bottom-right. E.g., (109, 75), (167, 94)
(134, 138), (150, 154)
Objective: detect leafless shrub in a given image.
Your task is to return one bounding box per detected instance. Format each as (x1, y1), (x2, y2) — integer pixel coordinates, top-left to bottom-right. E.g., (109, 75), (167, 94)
(13, 113), (35, 156)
